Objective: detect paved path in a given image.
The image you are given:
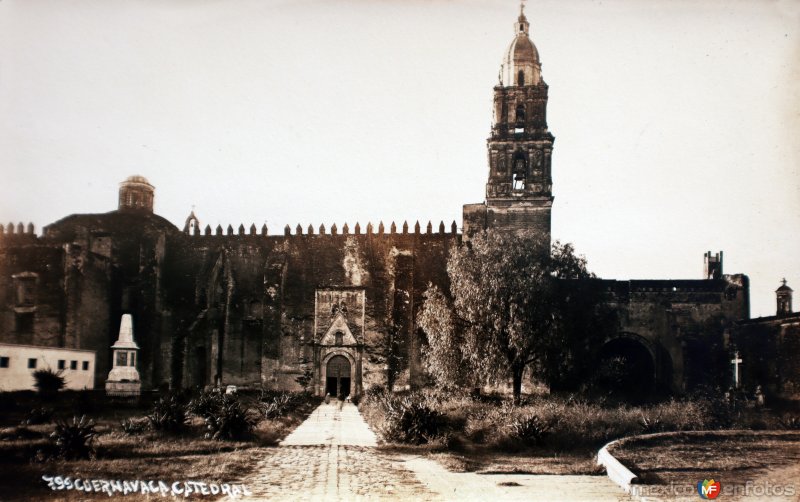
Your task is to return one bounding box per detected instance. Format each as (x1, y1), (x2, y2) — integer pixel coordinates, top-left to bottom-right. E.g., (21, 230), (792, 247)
(244, 402), (633, 501)
(281, 402), (378, 447)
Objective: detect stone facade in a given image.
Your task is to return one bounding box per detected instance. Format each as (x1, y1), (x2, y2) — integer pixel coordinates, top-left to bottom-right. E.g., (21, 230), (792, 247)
(733, 283), (800, 400)
(0, 7), (790, 398)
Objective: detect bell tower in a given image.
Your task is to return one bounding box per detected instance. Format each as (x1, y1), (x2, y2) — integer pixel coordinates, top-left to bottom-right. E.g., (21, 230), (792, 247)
(464, 3), (554, 242)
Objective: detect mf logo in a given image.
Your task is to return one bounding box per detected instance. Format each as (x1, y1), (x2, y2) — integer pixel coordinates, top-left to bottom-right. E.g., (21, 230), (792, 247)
(697, 479), (721, 499)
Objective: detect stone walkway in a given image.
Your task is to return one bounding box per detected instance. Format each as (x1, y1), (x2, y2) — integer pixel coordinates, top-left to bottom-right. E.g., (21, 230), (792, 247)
(281, 401), (378, 447)
(244, 402), (633, 501)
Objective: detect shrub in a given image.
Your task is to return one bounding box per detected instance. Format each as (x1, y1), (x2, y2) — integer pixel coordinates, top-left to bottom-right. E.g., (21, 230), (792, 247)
(188, 390), (225, 418)
(203, 396), (259, 441)
(1, 426), (45, 441)
(779, 415), (800, 430)
(190, 391), (260, 440)
(363, 385), (386, 403)
(508, 414), (552, 446)
(50, 416), (97, 460)
(381, 394), (443, 445)
(120, 417), (149, 435)
(639, 411), (664, 434)
(21, 407), (54, 426)
(33, 369), (65, 398)
(259, 391), (296, 420)
(147, 395), (189, 433)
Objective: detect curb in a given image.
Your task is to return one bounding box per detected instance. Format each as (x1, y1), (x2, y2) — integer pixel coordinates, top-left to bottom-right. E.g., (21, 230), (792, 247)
(597, 438), (638, 493)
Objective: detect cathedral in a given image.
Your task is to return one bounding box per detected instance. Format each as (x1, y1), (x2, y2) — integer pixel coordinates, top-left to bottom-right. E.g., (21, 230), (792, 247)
(1, 7), (797, 400)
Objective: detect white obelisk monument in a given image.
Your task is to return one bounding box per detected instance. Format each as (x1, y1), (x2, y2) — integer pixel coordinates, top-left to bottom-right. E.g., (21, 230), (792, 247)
(105, 314), (141, 396)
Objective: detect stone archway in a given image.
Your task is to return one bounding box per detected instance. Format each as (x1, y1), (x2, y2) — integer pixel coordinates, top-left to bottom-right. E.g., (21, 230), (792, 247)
(319, 349), (359, 398)
(326, 355), (351, 398)
(596, 334), (656, 397)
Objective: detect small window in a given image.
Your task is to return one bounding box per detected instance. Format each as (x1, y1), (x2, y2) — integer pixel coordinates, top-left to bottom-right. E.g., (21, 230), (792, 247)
(116, 352), (127, 367)
(129, 353), (136, 367)
(335, 332), (343, 346)
(14, 275), (36, 307)
(58, 360), (65, 370)
(28, 358), (37, 369)
(82, 361), (89, 371)
(0, 357), (9, 368)
(70, 360), (77, 370)
(517, 70), (525, 86)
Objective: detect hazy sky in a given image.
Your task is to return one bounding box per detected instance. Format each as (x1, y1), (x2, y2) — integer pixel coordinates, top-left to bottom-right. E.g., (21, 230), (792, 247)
(0, 0), (798, 318)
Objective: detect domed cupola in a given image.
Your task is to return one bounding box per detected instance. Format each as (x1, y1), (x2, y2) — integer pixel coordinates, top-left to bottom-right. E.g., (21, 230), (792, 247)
(500, 5), (542, 87)
(118, 175), (155, 213)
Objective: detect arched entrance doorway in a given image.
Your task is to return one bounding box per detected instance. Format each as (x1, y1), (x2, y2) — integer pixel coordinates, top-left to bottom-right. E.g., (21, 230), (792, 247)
(326, 355), (351, 398)
(596, 336), (656, 397)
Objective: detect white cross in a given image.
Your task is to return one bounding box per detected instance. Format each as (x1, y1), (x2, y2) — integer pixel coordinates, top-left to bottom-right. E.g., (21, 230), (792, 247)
(731, 351), (743, 388)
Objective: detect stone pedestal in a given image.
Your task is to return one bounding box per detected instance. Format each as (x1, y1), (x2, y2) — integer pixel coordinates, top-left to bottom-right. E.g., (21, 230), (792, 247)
(105, 314), (141, 397)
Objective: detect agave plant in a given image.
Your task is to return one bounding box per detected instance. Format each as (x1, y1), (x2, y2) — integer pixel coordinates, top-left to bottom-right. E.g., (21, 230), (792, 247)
(50, 415), (97, 459)
(147, 395), (189, 433)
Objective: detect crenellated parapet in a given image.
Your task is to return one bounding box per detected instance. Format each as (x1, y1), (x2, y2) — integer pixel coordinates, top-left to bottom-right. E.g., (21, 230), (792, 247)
(0, 221), (40, 245)
(180, 219), (462, 240)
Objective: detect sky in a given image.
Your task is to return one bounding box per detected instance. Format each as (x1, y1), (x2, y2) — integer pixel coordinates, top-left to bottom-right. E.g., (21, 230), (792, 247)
(0, 0), (798, 318)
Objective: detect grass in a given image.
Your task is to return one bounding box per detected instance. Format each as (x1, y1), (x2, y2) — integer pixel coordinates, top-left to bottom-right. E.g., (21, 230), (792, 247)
(359, 387), (800, 476)
(607, 430), (800, 486)
(0, 390), (320, 501)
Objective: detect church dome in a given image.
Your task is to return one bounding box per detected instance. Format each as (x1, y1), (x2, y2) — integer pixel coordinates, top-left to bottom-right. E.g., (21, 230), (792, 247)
(500, 7), (542, 87)
(118, 175), (155, 213)
(124, 175), (152, 186)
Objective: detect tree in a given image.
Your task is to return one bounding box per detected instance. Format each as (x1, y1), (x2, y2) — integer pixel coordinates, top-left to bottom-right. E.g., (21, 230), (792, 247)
(295, 356), (314, 392)
(418, 285), (473, 390)
(418, 229), (605, 402)
(366, 323), (403, 391)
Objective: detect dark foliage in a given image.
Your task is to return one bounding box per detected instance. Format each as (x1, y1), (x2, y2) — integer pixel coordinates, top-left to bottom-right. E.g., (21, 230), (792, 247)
(21, 407), (54, 426)
(0, 427), (45, 441)
(508, 414), (552, 446)
(120, 417), (149, 435)
(147, 395), (189, 433)
(639, 412), (665, 434)
(779, 415), (800, 430)
(32, 369), (65, 398)
(381, 393), (443, 445)
(189, 390), (259, 440)
(188, 390), (225, 419)
(258, 390), (310, 420)
(50, 415), (97, 460)
(204, 396), (259, 441)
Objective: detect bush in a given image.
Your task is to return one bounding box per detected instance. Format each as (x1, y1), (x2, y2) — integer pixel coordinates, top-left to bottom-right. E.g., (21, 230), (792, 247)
(50, 416), (97, 460)
(381, 394), (443, 445)
(190, 390), (260, 440)
(259, 391), (297, 420)
(188, 390), (224, 418)
(0, 426), (45, 441)
(779, 415), (800, 430)
(120, 417), (149, 435)
(204, 396), (259, 441)
(639, 411), (664, 434)
(33, 369), (65, 398)
(21, 407), (54, 426)
(147, 395), (189, 433)
(508, 414), (552, 446)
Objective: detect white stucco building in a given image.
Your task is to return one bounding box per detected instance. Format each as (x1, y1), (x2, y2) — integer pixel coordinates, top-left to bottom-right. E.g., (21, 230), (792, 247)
(0, 343), (95, 391)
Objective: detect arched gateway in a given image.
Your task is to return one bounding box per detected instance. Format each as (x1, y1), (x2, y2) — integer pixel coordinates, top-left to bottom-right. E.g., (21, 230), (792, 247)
(312, 288), (366, 397)
(326, 355), (351, 397)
